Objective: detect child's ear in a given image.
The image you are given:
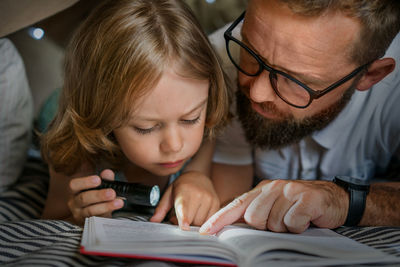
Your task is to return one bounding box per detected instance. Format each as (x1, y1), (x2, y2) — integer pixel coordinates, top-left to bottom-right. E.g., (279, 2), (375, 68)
(356, 58), (396, 91)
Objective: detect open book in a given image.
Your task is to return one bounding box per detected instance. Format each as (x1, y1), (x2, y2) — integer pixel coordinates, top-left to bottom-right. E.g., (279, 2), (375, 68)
(81, 216), (399, 267)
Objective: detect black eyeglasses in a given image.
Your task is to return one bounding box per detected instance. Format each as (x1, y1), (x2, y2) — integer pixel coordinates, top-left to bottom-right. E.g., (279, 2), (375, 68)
(224, 11), (370, 108)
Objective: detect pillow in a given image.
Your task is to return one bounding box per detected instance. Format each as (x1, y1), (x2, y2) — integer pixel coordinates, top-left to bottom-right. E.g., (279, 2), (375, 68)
(0, 38), (33, 192)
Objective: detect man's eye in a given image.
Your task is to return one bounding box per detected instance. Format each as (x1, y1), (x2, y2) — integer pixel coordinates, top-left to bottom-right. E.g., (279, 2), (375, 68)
(134, 127), (154, 135)
(182, 116), (200, 125)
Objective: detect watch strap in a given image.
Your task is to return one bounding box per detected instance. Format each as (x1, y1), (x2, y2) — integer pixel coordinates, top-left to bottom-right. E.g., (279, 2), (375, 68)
(333, 176), (369, 227)
(344, 187), (368, 226)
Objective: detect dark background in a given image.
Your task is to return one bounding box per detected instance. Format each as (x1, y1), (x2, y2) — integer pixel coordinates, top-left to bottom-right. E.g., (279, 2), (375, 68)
(6, 0), (247, 118)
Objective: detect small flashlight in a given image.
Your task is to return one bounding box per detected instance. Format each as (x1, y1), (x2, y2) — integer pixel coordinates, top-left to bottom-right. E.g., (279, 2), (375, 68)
(96, 180), (160, 207)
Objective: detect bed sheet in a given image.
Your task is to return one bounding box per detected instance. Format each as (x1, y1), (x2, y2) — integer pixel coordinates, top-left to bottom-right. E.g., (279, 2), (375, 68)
(1, 160), (399, 266)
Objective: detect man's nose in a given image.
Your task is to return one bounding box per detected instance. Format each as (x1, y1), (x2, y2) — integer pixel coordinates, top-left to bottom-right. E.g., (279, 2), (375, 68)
(160, 127), (183, 153)
(248, 71), (278, 103)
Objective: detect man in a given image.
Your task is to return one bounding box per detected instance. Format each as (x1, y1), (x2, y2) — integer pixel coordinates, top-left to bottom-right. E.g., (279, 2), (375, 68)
(199, 0), (400, 234)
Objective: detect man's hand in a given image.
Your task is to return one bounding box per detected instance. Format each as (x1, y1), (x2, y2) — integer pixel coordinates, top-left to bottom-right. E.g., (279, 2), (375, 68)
(199, 179), (349, 234)
(150, 171), (220, 230)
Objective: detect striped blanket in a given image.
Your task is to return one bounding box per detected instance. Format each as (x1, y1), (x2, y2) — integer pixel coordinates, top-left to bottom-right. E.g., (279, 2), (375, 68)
(1, 160), (399, 266)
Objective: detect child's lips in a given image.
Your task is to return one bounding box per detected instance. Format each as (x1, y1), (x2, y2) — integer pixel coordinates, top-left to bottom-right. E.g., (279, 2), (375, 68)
(159, 159), (184, 168)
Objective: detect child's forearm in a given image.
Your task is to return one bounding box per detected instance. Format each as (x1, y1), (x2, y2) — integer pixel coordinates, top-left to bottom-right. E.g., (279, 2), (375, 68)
(41, 168), (73, 219)
(42, 165), (93, 221)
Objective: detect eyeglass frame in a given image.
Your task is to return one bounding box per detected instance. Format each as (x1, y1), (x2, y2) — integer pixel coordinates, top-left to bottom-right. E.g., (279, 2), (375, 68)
(224, 11), (371, 108)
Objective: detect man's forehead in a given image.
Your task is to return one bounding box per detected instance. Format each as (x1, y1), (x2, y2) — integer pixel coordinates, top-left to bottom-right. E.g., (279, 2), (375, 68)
(243, 0), (360, 80)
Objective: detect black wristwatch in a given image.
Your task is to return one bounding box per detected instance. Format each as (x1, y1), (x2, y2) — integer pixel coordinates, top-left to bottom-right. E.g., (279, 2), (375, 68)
(333, 176), (370, 226)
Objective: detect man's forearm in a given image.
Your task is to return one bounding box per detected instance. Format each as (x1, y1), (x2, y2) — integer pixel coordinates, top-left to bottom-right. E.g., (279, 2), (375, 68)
(361, 182), (400, 226)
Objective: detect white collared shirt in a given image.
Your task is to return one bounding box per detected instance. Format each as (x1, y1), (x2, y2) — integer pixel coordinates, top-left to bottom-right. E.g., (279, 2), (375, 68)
(210, 25), (400, 182)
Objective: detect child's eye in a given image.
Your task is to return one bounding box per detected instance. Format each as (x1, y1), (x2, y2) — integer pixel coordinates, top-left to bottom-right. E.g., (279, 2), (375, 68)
(134, 126), (154, 135)
(182, 116), (200, 125)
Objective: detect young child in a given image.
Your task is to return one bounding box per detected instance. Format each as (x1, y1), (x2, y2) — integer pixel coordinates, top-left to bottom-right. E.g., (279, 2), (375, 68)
(40, 0), (230, 229)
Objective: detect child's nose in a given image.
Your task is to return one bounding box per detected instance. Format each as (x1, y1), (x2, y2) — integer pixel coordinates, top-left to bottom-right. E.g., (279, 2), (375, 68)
(160, 127), (183, 153)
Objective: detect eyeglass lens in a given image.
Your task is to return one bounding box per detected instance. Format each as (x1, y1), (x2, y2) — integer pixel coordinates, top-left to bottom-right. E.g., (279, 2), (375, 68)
(228, 39), (311, 107)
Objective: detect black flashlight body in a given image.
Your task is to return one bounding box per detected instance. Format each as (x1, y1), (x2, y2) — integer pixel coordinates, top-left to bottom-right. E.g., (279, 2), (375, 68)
(95, 179), (160, 207)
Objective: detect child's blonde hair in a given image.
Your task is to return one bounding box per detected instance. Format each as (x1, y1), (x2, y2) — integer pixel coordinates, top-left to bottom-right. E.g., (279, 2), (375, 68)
(41, 0), (230, 175)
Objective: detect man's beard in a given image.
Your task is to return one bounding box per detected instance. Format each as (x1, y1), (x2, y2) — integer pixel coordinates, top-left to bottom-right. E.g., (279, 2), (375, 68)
(236, 84), (356, 150)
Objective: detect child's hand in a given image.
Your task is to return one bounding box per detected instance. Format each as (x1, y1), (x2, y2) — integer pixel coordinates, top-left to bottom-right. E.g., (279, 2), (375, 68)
(67, 169), (124, 225)
(150, 171), (220, 230)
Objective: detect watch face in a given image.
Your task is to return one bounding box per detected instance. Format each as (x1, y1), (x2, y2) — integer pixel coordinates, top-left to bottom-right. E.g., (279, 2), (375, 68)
(335, 176), (370, 188)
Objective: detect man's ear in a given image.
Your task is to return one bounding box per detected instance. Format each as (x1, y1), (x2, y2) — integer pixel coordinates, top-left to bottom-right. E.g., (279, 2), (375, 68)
(356, 58), (396, 91)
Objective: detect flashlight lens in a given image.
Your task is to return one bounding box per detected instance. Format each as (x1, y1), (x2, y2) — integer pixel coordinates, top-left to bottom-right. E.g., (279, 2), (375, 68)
(150, 185), (160, 206)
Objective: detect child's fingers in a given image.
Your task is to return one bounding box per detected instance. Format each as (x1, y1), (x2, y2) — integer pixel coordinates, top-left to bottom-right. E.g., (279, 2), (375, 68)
(206, 199), (221, 221)
(73, 188), (116, 208)
(168, 213), (178, 225)
(79, 199), (124, 218)
(98, 211), (114, 219)
(99, 169), (115, 181)
(192, 202), (209, 226)
(174, 197), (197, 230)
(192, 196), (219, 226)
(149, 186), (173, 223)
(69, 175), (101, 194)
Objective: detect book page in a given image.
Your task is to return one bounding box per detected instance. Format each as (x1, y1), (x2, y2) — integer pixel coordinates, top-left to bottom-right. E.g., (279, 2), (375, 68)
(217, 225), (399, 266)
(94, 217), (203, 242)
(81, 217), (239, 265)
(81, 217), (400, 267)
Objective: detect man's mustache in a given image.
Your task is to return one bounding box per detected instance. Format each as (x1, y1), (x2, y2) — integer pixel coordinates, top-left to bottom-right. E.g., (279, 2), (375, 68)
(239, 86), (287, 120)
